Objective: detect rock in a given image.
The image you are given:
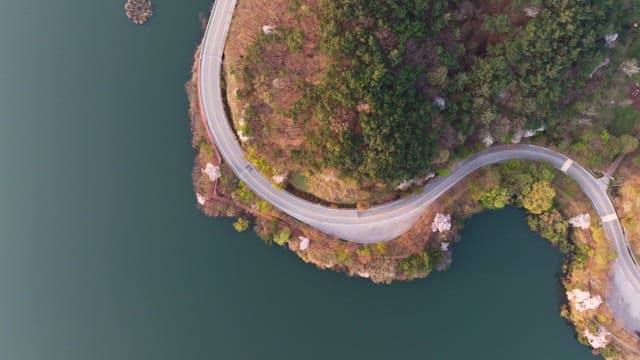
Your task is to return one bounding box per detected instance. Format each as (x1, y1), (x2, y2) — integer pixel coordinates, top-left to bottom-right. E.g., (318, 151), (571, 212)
(583, 327), (610, 349)
(511, 129), (524, 144)
(434, 97), (446, 110)
(272, 78), (287, 89)
(298, 236), (310, 251)
(512, 126), (544, 144)
(440, 242), (449, 251)
(196, 193), (206, 205)
(432, 213), (452, 233)
(396, 173), (435, 191)
(605, 33), (618, 48)
(482, 132), (494, 147)
(202, 163), (221, 182)
(124, 0), (153, 25)
(569, 214), (591, 230)
(566, 289), (602, 312)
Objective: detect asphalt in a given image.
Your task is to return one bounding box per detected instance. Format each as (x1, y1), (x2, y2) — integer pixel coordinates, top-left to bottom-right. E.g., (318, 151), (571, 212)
(199, 0), (640, 332)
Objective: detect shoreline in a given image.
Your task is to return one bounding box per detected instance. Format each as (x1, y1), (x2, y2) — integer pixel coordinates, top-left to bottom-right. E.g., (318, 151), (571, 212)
(187, 40), (640, 356)
(187, 3), (640, 357)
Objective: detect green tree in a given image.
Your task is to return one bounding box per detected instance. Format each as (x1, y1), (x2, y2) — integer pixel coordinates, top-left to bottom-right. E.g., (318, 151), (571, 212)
(482, 14), (510, 33)
(619, 134), (639, 154)
(527, 210), (570, 252)
(610, 106), (639, 136)
(479, 187), (511, 209)
(522, 181), (556, 215)
(397, 250), (431, 277)
(233, 217), (250, 232)
(273, 227), (291, 246)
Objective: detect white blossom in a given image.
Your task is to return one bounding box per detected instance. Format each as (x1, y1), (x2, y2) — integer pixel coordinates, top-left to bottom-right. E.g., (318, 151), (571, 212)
(432, 213), (452, 233)
(567, 289), (602, 312)
(202, 163), (221, 182)
(237, 131), (251, 142)
(482, 132), (494, 147)
(196, 193), (206, 205)
(298, 236), (310, 251)
(620, 59), (640, 77)
(583, 327), (610, 349)
(272, 174), (287, 184)
(524, 5), (539, 18)
(262, 25), (275, 35)
(569, 214), (591, 230)
(434, 97), (446, 110)
(440, 242), (450, 251)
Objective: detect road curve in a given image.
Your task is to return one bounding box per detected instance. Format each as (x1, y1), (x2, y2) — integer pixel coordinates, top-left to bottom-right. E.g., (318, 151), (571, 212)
(199, 0), (640, 330)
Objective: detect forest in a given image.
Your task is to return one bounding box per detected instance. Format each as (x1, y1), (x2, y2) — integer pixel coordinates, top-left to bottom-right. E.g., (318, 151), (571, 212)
(284, 0), (626, 183)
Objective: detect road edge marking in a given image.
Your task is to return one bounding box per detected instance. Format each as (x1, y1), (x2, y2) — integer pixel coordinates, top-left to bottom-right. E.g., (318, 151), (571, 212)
(601, 214), (618, 223)
(560, 159), (574, 173)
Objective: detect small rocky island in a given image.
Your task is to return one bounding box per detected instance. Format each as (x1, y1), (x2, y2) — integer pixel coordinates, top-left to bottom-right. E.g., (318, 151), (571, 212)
(124, 0), (153, 25)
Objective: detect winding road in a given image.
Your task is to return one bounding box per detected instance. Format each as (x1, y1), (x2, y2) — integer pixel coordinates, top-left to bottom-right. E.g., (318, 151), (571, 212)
(199, 0), (640, 332)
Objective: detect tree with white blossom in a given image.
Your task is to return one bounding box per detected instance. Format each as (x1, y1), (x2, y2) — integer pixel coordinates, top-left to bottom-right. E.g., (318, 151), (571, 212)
(566, 289), (602, 312)
(569, 214), (591, 230)
(583, 326), (610, 349)
(620, 59), (640, 77)
(432, 213), (452, 233)
(272, 174), (287, 184)
(202, 163), (221, 182)
(298, 236), (310, 251)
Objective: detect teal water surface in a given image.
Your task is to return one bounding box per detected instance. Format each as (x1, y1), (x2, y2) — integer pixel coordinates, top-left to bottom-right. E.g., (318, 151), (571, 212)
(0, 1), (597, 359)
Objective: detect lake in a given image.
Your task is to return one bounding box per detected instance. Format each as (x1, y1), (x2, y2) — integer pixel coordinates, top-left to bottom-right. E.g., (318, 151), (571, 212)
(0, 0), (596, 359)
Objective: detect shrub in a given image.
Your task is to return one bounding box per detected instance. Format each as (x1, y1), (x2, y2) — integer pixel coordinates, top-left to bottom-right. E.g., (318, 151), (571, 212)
(527, 210), (571, 252)
(522, 181), (556, 215)
(397, 250), (431, 277)
(479, 187), (511, 209)
(285, 29), (304, 52)
(233, 217), (250, 232)
(619, 134), (639, 154)
(273, 227), (291, 246)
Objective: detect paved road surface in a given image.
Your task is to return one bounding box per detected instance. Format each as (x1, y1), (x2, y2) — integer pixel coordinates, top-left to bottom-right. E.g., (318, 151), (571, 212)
(199, 0), (640, 332)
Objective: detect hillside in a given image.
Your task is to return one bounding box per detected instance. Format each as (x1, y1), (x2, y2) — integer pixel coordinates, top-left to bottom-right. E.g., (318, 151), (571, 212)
(223, 0), (627, 204)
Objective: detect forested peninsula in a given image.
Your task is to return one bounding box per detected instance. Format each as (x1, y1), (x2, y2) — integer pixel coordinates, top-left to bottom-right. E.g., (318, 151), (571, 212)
(188, 1), (640, 358)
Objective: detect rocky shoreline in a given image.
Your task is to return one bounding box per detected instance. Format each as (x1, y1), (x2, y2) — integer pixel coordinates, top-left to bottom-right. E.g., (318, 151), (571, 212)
(124, 0), (153, 25)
